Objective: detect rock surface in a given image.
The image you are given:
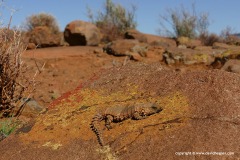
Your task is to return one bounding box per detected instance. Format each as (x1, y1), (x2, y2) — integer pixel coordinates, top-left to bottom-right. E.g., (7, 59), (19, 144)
(221, 59), (240, 74)
(177, 36), (202, 48)
(64, 20), (101, 46)
(144, 34), (177, 48)
(124, 29), (147, 43)
(163, 47), (216, 65)
(103, 39), (148, 57)
(0, 62), (239, 160)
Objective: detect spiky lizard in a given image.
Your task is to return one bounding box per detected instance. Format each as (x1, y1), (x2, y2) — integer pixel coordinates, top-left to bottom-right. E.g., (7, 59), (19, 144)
(90, 102), (162, 146)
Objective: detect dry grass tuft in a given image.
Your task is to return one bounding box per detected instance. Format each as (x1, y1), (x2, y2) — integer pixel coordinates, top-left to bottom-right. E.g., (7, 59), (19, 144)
(0, 25), (37, 117)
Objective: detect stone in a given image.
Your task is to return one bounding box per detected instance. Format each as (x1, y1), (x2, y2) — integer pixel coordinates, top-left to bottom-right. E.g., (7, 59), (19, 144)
(177, 36), (202, 49)
(212, 42), (233, 49)
(64, 20), (102, 46)
(124, 29), (147, 43)
(27, 43), (36, 50)
(147, 46), (165, 61)
(221, 59), (240, 74)
(18, 98), (44, 118)
(144, 33), (177, 48)
(103, 39), (148, 57)
(163, 47), (216, 65)
(1, 64), (239, 159)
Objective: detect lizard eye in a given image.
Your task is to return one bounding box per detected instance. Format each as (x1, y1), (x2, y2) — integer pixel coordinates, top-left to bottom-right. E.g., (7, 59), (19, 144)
(151, 106), (158, 110)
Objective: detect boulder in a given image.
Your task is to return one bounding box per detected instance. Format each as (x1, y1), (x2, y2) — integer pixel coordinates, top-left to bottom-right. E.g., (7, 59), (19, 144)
(212, 42), (233, 49)
(27, 26), (61, 48)
(124, 29), (147, 43)
(163, 47), (216, 65)
(103, 39), (148, 57)
(147, 46), (165, 61)
(221, 59), (240, 74)
(26, 43), (36, 50)
(144, 34), (177, 48)
(18, 98), (44, 118)
(177, 36), (202, 48)
(1, 63), (239, 160)
(64, 20), (101, 46)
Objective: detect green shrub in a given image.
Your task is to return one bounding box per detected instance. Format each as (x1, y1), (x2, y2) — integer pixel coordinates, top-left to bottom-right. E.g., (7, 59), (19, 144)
(87, 0), (137, 41)
(0, 118), (17, 140)
(158, 4), (209, 38)
(25, 13), (60, 34)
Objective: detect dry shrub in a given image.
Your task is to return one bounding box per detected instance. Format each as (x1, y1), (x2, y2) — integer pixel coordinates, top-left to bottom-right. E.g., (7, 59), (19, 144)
(24, 13), (61, 48)
(87, 0), (137, 42)
(220, 27), (240, 45)
(0, 27), (36, 117)
(199, 33), (221, 46)
(25, 13), (60, 34)
(158, 4), (209, 38)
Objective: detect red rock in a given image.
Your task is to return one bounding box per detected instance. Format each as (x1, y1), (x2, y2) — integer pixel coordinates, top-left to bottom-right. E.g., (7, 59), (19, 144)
(177, 36), (202, 48)
(144, 33), (177, 48)
(221, 59), (240, 74)
(26, 43), (36, 50)
(124, 29), (147, 43)
(103, 39), (148, 57)
(64, 20), (102, 46)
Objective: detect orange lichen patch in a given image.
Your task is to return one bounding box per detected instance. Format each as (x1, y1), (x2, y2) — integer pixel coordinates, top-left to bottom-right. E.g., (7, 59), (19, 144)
(19, 82), (190, 149)
(96, 91), (190, 148)
(19, 84), (140, 146)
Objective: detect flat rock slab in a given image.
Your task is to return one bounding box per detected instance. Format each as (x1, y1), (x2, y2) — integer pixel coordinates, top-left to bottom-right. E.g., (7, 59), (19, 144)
(0, 63), (239, 160)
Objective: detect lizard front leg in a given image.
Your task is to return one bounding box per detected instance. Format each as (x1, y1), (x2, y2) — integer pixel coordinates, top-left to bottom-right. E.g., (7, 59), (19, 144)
(133, 111), (146, 120)
(105, 115), (114, 130)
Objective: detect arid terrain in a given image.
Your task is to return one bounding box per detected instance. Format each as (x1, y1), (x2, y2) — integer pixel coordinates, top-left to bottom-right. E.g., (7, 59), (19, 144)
(0, 43), (239, 160)
(22, 45), (210, 109)
(0, 1), (240, 159)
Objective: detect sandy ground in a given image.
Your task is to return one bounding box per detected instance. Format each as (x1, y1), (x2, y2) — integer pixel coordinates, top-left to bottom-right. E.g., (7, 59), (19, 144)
(22, 46), (129, 107)
(23, 46), (209, 108)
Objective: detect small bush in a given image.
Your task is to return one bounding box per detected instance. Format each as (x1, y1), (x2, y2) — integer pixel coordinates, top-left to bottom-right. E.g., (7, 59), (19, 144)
(158, 4), (209, 38)
(25, 13), (60, 34)
(87, 0), (137, 41)
(199, 33), (221, 46)
(220, 26), (240, 45)
(0, 27), (36, 117)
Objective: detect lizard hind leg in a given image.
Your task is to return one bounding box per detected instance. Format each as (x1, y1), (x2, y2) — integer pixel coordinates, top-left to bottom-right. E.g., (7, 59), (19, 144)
(105, 115), (114, 130)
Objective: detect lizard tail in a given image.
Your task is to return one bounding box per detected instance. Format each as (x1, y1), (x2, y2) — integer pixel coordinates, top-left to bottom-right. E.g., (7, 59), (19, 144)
(90, 113), (104, 146)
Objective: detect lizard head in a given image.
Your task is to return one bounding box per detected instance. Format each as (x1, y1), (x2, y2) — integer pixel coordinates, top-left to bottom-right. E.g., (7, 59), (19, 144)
(141, 103), (163, 115)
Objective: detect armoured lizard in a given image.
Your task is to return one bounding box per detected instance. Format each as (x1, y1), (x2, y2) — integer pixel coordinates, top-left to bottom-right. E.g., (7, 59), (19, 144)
(90, 102), (162, 146)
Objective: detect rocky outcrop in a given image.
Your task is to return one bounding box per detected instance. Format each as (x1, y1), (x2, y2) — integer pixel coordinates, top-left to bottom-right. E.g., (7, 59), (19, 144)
(26, 43), (36, 50)
(103, 39), (148, 58)
(163, 47), (216, 65)
(18, 98), (44, 118)
(212, 42), (233, 49)
(64, 20), (101, 46)
(0, 63), (239, 160)
(177, 36), (202, 48)
(144, 34), (177, 48)
(221, 59), (240, 74)
(124, 29), (147, 43)
(27, 26), (61, 48)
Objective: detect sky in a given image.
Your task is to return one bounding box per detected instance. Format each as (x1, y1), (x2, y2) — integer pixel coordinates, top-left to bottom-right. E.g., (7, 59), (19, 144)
(1, 0), (240, 35)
